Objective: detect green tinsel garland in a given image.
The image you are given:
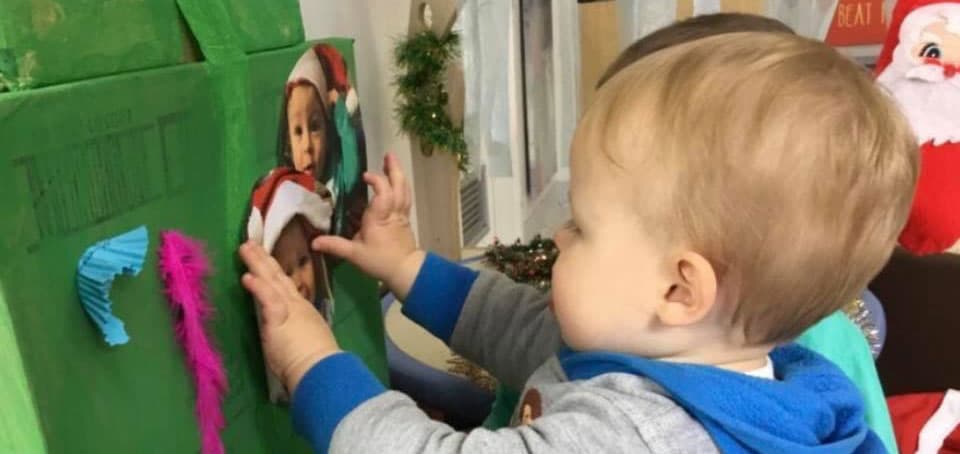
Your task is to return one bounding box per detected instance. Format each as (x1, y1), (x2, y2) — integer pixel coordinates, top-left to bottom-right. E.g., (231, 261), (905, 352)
(393, 31), (469, 171)
(483, 236), (558, 290)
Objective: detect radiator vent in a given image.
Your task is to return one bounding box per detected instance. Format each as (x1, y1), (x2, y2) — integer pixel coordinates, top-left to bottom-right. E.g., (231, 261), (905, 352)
(460, 170), (490, 247)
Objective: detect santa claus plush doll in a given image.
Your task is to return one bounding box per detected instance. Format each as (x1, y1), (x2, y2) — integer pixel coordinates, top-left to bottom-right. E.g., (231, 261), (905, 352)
(876, 0), (960, 255)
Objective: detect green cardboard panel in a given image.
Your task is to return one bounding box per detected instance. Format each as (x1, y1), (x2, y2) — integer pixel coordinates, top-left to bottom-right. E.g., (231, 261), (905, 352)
(0, 0), (383, 446)
(0, 63), (220, 452)
(0, 0), (189, 91)
(224, 0), (305, 52)
(0, 62), (309, 453)
(0, 284), (45, 453)
(330, 263), (388, 383)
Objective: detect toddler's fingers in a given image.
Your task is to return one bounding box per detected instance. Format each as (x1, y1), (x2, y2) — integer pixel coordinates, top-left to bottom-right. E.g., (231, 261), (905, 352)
(241, 242), (289, 284)
(365, 171), (393, 199)
(242, 274), (291, 327)
(402, 180), (413, 214)
(365, 172), (395, 218)
(239, 242), (271, 274)
(242, 244), (302, 299)
(247, 241), (292, 285)
(241, 271), (283, 301)
(312, 235), (357, 260)
(385, 154), (409, 210)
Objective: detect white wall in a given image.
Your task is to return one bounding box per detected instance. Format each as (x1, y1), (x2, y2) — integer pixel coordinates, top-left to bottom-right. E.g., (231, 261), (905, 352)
(299, 0), (420, 237)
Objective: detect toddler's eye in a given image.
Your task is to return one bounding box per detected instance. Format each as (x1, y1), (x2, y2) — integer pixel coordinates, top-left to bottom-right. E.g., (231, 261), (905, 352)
(298, 255), (310, 268)
(294, 125), (303, 136)
(920, 43), (942, 59)
(564, 219), (581, 235)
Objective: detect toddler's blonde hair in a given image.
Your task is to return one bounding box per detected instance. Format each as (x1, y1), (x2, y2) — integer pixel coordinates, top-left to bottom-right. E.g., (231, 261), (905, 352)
(584, 32), (918, 344)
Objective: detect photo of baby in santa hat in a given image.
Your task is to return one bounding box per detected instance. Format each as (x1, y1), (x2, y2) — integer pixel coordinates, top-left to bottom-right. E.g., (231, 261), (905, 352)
(247, 167), (335, 318)
(277, 43), (367, 242)
(245, 167), (335, 402)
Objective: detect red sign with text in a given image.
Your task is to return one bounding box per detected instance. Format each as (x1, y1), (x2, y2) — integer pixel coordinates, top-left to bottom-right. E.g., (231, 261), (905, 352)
(825, 0), (888, 46)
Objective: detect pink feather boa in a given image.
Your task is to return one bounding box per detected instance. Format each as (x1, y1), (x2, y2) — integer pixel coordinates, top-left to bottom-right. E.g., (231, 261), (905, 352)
(158, 231), (228, 454)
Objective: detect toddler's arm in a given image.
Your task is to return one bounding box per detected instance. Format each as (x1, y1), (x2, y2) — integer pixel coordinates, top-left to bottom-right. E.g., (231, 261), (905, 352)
(402, 253), (562, 390)
(240, 226), (637, 454)
(292, 359), (643, 453)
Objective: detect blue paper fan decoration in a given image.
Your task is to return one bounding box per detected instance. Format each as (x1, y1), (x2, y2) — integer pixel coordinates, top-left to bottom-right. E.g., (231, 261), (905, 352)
(76, 226), (149, 347)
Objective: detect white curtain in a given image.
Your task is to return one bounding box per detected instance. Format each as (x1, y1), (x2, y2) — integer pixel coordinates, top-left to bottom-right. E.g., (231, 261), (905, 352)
(766, 0), (839, 39)
(616, 0), (678, 48)
(694, 0), (722, 15)
(552, 0), (579, 170)
(456, 0), (514, 177)
(614, 0), (848, 44)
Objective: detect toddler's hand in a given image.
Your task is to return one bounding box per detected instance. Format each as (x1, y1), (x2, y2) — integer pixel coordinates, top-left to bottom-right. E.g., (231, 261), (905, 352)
(312, 153), (424, 299)
(239, 242), (339, 393)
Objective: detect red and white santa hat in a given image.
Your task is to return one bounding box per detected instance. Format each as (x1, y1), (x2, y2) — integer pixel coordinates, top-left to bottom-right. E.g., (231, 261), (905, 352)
(287, 45), (330, 103)
(285, 44), (359, 115)
(313, 43), (359, 115)
(876, 0), (960, 75)
(246, 167), (332, 254)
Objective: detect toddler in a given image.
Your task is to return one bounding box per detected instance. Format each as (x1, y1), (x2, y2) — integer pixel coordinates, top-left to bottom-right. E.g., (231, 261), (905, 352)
(241, 31), (917, 453)
(503, 12), (896, 452)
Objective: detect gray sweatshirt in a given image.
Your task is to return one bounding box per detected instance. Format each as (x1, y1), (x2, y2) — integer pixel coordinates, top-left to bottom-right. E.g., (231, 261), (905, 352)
(291, 254), (881, 453)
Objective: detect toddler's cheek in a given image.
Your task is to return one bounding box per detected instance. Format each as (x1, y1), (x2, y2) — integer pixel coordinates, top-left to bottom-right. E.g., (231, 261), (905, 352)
(556, 315), (600, 352)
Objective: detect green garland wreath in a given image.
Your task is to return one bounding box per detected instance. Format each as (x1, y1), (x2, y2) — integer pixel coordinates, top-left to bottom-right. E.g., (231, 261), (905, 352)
(393, 30), (469, 171)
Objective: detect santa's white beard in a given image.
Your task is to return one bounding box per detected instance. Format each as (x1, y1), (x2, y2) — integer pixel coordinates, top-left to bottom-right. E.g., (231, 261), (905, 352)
(878, 65), (960, 146)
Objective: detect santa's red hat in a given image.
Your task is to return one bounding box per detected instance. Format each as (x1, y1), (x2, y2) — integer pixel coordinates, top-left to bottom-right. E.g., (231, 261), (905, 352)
(313, 43), (359, 115)
(286, 46), (329, 104)
(285, 44), (359, 115)
(246, 167), (332, 254)
(876, 0), (960, 74)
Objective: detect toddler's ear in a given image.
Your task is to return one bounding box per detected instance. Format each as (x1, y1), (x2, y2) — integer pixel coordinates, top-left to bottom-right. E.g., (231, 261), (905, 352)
(658, 252), (717, 326)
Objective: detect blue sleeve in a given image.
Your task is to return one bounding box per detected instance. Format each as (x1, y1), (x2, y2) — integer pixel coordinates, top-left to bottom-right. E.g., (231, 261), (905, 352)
(401, 253), (480, 343)
(292, 352), (386, 453)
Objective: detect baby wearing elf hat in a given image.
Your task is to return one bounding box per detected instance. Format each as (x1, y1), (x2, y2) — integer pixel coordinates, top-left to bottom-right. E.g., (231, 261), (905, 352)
(247, 167), (335, 402)
(281, 44), (363, 238)
(282, 48), (332, 178)
(876, 0), (960, 255)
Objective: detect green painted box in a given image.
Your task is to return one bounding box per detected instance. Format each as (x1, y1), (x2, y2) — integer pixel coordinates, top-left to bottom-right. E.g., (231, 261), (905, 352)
(0, 0), (384, 448)
(0, 62), (311, 453)
(225, 0), (305, 52)
(0, 0), (190, 91)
